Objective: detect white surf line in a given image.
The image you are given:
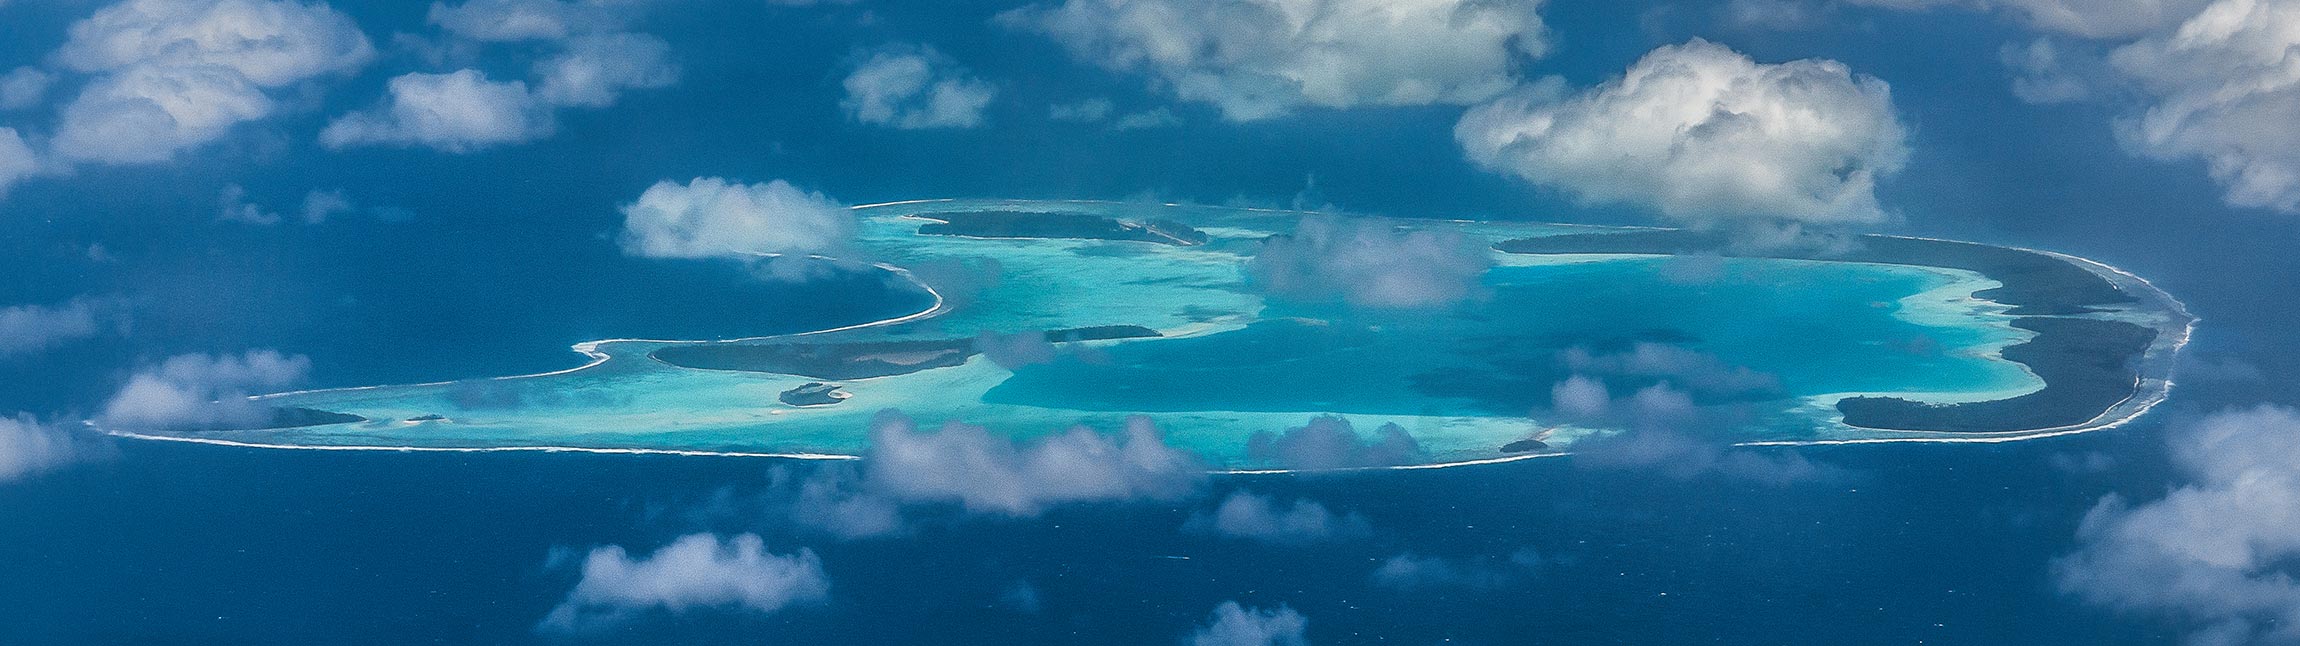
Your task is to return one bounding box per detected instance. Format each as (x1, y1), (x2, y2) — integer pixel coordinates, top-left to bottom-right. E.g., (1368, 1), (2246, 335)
(250, 255), (949, 401)
(119, 202), (2195, 473)
(1777, 245), (2198, 444)
(100, 429), (861, 459)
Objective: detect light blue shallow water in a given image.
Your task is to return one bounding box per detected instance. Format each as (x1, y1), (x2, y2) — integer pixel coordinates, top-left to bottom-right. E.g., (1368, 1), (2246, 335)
(134, 200), (2052, 468)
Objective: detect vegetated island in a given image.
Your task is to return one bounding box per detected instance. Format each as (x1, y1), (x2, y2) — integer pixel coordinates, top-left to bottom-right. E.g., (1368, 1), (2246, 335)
(1493, 229), (2159, 434)
(652, 325), (1163, 380)
(913, 211), (1210, 246)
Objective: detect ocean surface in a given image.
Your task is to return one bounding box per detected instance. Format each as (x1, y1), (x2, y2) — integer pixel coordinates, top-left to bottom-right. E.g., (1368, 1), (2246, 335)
(4, 0), (2296, 642)
(0, 431), (2182, 644)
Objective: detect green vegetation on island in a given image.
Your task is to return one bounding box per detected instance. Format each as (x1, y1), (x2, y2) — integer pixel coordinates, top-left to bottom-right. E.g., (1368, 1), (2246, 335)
(1494, 229), (2155, 434)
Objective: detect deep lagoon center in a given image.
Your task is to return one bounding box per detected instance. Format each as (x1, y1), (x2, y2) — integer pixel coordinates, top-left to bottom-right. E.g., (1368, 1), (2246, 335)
(109, 200), (2193, 470)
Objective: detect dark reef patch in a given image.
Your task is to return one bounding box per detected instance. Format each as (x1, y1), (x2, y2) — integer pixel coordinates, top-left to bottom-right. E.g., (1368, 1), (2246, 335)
(651, 325), (1161, 380)
(915, 211), (1210, 246)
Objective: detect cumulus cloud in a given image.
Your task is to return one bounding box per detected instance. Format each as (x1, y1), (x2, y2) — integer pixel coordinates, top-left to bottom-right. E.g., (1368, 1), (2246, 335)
(1550, 375), (1610, 419)
(0, 299), (107, 357)
(0, 415), (103, 483)
(427, 0), (626, 42)
(532, 32), (678, 108)
(1560, 343), (1783, 401)
(784, 463), (907, 539)
(840, 46), (996, 129)
(325, 0), (677, 153)
(1371, 548), (1541, 590)
(1002, 0), (1549, 121)
(0, 67), (51, 110)
(0, 128), (32, 197)
(1247, 214), (1491, 309)
(1049, 97), (1115, 122)
(216, 184), (278, 224)
(2001, 38), (2097, 104)
(540, 533), (828, 632)
(2096, 0), (2300, 212)
(864, 413), (1203, 515)
(2055, 405), (2300, 645)
(760, 414), (1205, 538)
(1247, 416), (1426, 471)
(1184, 490), (1371, 543)
(216, 185), (366, 224)
(49, 0), (374, 164)
(616, 177), (854, 261)
(974, 330), (1061, 369)
(97, 350), (310, 430)
(319, 69), (552, 152)
(1567, 386), (1830, 485)
(1190, 601), (1309, 646)
(299, 188), (355, 223)
(1457, 38), (1909, 228)
(1844, 0), (2210, 38)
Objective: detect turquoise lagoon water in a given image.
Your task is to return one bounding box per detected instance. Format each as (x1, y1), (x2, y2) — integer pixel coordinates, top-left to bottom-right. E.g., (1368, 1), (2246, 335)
(138, 200), (2048, 468)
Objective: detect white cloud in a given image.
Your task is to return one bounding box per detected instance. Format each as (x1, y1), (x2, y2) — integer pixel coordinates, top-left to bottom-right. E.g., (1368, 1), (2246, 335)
(2001, 38), (2096, 104)
(217, 185), (360, 224)
(300, 188), (355, 223)
(974, 330), (1061, 369)
(1550, 375), (1610, 419)
(1185, 490), (1371, 544)
(0, 298), (111, 357)
(768, 415), (1206, 538)
(2056, 405), (2300, 646)
(2099, 0), (2300, 212)
(617, 177), (853, 260)
(1570, 403), (1833, 486)
(326, 0), (676, 153)
(1371, 549), (1540, 589)
(216, 183), (278, 224)
(0, 128), (35, 197)
(1559, 343), (1782, 399)
(56, 0), (375, 86)
(784, 463), (907, 539)
(841, 46), (997, 129)
(0, 415), (101, 483)
(1246, 214), (1492, 309)
(1189, 601), (1309, 646)
(0, 67), (52, 110)
(533, 32), (679, 108)
(1002, 0), (1549, 121)
(428, 0), (624, 42)
(1049, 96), (1115, 122)
(864, 413), (1203, 515)
(1457, 38), (1909, 227)
(1246, 416), (1426, 471)
(97, 350), (310, 430)
(320, 69), (551, 152)
(540, 533), (829, 632)
(52, 64), (275, 165)
(1844, 0), (2211, 38)
(49, 0), (374, 164)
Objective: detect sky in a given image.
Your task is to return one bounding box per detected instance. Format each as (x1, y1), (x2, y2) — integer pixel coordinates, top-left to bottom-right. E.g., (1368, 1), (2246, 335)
(4, 0), (2300, 643)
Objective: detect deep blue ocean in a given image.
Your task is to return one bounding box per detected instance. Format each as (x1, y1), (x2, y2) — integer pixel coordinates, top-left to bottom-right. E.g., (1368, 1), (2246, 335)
(0, 431), (2190, 644)
(5, 0), (2300, 643)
